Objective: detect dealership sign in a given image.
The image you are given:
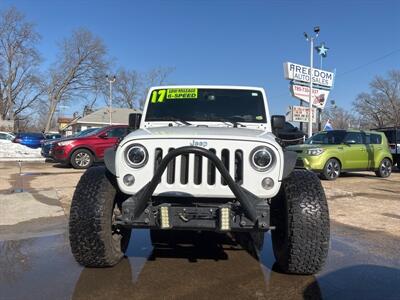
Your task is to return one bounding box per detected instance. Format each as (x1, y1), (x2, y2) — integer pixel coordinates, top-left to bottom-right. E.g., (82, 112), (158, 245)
(284, 62), (334, 88)
(290, 83), (330, 109)
(287, 105), (316, 123)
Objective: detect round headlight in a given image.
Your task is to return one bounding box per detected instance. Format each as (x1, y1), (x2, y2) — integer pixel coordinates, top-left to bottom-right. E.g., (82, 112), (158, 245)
(125, 144), (148, 168)
(250, 146), (274, 171)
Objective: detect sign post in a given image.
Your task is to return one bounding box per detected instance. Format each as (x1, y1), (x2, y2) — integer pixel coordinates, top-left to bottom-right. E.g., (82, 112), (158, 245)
(308, 35), (314, 138)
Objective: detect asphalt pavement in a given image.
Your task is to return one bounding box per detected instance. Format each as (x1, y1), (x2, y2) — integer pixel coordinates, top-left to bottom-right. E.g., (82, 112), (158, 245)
(1, 162), (400, 299)
(1, 222), (399, 300)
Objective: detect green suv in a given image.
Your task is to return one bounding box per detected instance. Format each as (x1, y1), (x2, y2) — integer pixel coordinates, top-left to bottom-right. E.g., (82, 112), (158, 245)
(287, 130), (393, 180)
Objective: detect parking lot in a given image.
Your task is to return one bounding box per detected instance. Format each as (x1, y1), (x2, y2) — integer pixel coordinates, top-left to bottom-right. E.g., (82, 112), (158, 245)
(1, 161), (400, 299)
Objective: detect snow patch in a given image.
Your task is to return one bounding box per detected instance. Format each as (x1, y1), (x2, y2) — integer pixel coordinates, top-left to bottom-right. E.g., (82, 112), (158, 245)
(0, 140), (42, 158)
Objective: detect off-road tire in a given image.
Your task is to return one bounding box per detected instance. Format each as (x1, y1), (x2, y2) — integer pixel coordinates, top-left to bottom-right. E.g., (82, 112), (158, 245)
(69, 166), (131, 267)
(375, 158), (392, 178)
(271, 170), (330, 274)
(70, 148), (94, 169)
(321, 158), (341, 180)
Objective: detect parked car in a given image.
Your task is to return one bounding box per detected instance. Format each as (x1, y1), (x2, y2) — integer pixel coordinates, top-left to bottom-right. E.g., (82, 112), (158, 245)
(12, 132), (46, 149)
(0, 131), (15, 142)
(45, 133), (62, 140)
(52, 125), (128, 168)
(274, 122), (306, 146)
(287, 130), (393, 180)
(41, 128), (99, 158)
(374, 127), (400, 167)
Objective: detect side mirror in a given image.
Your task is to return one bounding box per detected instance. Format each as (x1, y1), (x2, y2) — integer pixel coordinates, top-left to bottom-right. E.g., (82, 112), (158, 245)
(129, 113), (142, 131)
(99, 132), (108, 139)
(271, 115), (285, 131)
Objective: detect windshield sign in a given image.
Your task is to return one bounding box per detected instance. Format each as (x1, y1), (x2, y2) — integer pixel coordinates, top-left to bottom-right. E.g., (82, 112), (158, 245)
(145, 88), (266, 123)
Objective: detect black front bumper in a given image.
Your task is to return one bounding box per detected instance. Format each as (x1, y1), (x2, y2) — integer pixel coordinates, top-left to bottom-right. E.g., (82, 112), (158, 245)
(116, 146), (271, 232)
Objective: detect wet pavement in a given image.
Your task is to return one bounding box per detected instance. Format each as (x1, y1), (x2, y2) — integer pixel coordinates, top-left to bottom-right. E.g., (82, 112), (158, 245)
(1, 223), (399, 300)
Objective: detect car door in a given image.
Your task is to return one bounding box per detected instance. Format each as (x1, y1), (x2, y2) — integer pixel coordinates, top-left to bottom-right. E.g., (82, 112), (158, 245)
(367, 133), (384, 168)
(94, 127), (127, 159)
(341, 132), (369, 170)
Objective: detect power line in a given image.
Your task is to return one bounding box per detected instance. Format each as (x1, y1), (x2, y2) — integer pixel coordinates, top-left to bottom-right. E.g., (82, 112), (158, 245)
(337, 48), (400, 77)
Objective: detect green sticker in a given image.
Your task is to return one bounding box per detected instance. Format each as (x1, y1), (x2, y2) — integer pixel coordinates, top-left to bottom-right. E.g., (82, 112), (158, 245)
(151, 89), (166, 103)
(167, 88), (198, 99)
(256, 115), (263, 120)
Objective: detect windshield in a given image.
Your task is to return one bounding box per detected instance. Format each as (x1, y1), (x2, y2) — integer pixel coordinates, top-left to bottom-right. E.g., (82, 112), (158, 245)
(145, 88), (266, 123)
(77, 128), (101, 137)
(306, 131), (347, 145)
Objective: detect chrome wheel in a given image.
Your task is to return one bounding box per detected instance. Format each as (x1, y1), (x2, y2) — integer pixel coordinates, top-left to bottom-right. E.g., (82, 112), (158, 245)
(380, 159), (392, 177)
(325, 159), (340, 180)
(75, 152), (91, 167)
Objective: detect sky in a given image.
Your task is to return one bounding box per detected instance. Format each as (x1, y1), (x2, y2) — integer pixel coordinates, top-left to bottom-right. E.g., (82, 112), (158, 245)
(1, 0), (399, 117)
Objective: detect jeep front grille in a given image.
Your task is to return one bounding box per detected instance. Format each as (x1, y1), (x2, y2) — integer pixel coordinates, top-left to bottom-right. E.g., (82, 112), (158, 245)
(154, 148), (243, 186)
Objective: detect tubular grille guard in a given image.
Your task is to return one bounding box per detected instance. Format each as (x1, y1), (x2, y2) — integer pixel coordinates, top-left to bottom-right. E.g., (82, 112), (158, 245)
(123, 146), (262, 223)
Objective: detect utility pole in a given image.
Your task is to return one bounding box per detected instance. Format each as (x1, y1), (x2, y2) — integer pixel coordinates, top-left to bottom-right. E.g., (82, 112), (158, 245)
(106, 75), (116, 125)
(304, 26), (320, 137)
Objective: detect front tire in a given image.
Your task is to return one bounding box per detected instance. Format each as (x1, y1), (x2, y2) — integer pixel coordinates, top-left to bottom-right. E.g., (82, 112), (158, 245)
(375, 158), (392, 178)
(69, 166), (131, 267)
(70, 149), (94, 169)
(271, 170), (330, 275)
(321, 158), (341, 180)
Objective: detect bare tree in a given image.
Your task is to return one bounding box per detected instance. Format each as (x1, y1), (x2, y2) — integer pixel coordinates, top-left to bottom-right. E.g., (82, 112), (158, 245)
(113, 68), (140, 109)
(140, 67), (174, 108)
(43, 28), (108, 132)
(110, 67), (174, 110)
(322, 106), (357, 129)
(0, 7), (43, 123)
(353, 70), (400, 128)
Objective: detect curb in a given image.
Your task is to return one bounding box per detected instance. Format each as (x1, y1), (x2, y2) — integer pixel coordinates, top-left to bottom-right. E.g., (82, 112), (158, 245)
(0, 157), (46, 162)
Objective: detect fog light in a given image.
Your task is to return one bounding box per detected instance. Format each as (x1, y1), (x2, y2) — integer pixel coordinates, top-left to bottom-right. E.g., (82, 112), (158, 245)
(220, 207), (230, 231)
(160, 206), (170, 229)
(261, 177), (274, 190)
(123, 174), (135, 186)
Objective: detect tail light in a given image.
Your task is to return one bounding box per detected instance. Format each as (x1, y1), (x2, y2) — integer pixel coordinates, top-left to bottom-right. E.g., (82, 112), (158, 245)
(13, 138), (21, 143)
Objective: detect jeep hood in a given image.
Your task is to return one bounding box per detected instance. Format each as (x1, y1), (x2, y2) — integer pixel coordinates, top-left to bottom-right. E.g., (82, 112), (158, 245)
(123, 126), (277, 144)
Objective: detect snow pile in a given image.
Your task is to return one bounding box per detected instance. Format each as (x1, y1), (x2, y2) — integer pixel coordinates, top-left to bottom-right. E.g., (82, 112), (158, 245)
(0, 140), (42, 159)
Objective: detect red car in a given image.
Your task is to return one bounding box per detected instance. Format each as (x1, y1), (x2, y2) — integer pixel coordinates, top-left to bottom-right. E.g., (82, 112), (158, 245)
(52, 125), (128, 169)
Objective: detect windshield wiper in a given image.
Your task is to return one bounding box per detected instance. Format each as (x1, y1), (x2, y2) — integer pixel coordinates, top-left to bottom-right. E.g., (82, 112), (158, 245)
(219, 119), (246, 128)
(154, 116), (192, 126)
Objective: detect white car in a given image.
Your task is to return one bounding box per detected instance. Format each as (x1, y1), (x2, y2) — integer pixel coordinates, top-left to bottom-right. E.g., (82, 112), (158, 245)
(0, 131), (15, 142)
(68, 85), (330, 275)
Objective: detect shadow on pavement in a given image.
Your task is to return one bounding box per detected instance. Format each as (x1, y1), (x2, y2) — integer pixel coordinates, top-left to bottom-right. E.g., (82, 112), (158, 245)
(72, 231), (323, 300)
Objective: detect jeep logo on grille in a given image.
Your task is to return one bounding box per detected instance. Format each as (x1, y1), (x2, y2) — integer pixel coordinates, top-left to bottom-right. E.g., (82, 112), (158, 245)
(190, 140), (208, 147)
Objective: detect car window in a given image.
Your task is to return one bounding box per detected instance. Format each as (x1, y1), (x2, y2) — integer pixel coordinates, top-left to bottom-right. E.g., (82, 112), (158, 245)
(0, 133), (7, 140)
(366, 134), (382, 144)
(20, 133), (45, 138)
(305, 131), (346, 145)
(344, 132), (364, 144)
(380, 129), (400, 143)
(107, 127), (127, 138)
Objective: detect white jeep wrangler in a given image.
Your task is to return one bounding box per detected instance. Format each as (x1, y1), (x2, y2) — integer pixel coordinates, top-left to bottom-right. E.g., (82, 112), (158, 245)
(69, 85), (330, 274)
